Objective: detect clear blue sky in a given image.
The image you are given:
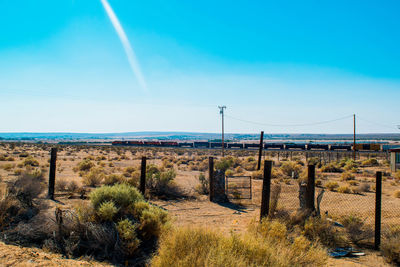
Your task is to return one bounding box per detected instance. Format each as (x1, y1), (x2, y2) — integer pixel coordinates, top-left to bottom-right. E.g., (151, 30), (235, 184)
(1, 0), (399, 134)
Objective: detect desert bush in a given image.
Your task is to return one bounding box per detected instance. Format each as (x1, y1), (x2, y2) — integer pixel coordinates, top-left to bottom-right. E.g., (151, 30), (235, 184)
(134, 201), (169, 239)
(251, 170), (263, 179)
(343, 160), (358, 171)
(82, 168), (105, 187)
(337, 186), (351, 194)
(395, 171), (400, 181)
(215, 157), (235, 170)
(361, 158), (379, 167)
(280, 161), (302, 178)
(195, 173), (209, 195)
(308, 157), (322, 168)
(325, 181), (339, 191)
(23, 157), (39, 167)
(2, 163), (15, 171)
(104, 174), (125, 186)
(152, 222), (327, 267)
(145, 165), (179, 197)
(394, 190), (400, 198)
(303, 217), (348, 247)
(66, 180), (79, 193)
(320, 162), (342, 173)
(55, 179), (68, 192)
(76, 159), (94, 172)
(341, 171), (355, 181)
(341, 214), (373, 245)
(381, 226), (400, 265)
(225, 169), (234, 176)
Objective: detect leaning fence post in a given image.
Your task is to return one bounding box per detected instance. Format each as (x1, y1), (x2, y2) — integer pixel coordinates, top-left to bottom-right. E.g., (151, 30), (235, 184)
(209, 157), (214, 201)
(47, 147), (57, 200)
(260, 160), (272, 220)
(306, 164), (316, 211)
(140, 157), (146, 196)
(375, 171), (382, 250)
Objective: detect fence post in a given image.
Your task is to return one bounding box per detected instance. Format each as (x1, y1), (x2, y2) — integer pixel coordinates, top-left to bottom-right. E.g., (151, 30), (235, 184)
(209, 157), (214, 201)
(140, 157), (146, 196)
(306, 165), (316, 211)
(260, 160), (272, 220)
(257, 131), (264, 170)
(47, 147), (57, 200)
(375, 171), (382, 250)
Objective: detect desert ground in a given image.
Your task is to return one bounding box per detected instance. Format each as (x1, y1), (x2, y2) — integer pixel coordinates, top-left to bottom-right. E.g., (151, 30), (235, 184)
(0, 142), (399, 266)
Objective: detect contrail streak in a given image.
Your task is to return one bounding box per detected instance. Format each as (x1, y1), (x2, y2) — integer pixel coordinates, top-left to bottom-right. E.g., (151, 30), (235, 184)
(100, 0), (147, 91)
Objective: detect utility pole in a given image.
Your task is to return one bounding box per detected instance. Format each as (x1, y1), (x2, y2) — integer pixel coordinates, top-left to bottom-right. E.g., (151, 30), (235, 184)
(218, 106), (226, 157)
(353, 114), (356, 161)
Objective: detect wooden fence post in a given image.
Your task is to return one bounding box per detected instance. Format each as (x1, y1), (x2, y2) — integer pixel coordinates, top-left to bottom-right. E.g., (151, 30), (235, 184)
(140, 157), (146, 196)
(47, 147), (57, 200)
(375, 171), (382, 250)
(260, 160), (272, 220)
(209, 157), (214, 201)
(257, 131), (264, 170)
(306, 165), (316, 211)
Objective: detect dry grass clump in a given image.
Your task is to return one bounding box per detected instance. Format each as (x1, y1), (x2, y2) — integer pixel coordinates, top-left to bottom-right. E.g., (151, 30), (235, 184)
(303, 216), (348, 247)
(361, 158), (379, 167)
(23, 156), (40, 167)
(145, 165), (182, 198)
(394, 190), (400, 198)
(341, 214), (373, 245)
(74, 159), (94, 172)
(381, 226), (400, 265)
(337, 185), (351, 194)
(341, 171), (355, 181)
(325, 181), (339, 191)
(82, 167), (106, 187)
(152, 221), (327, 267)
(103, 174), (126, 186)
(321, 162), (342, 173)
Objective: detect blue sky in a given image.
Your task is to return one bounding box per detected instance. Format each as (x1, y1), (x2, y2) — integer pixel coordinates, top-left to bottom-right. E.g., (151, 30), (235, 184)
(1, 0), (399, 134)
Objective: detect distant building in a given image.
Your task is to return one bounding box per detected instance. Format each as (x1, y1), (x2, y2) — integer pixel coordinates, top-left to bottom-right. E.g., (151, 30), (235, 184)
(390, 148), (400, 172)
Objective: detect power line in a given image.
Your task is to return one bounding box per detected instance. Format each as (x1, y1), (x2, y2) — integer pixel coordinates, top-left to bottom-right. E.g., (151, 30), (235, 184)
(357, 116), (399, 131)
(225, 114), (353, 127)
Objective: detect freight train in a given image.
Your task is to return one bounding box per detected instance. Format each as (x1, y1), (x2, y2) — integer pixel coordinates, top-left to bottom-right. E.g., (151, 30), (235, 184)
(111, 140), (390, 151)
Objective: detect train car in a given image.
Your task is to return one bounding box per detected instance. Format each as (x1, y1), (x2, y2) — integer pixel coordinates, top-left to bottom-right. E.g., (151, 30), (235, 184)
(210, 142), (228, 148)
(330, 144), (352, 151)
(244, 143), (259, 149)
(178, 142), (194, 148)
(354, 143), (382, 151)
(306, 144), (329, 150)
(143, 141), (161, 146)
(160, 141), (179, 147)
(285, 143), (306, 150)
(127, 141), (143, 146)
(112, 141), (128, 146)
(194, 141), (210, 148)
(227, 143), (244, 149)
(264, 143), (285, 150)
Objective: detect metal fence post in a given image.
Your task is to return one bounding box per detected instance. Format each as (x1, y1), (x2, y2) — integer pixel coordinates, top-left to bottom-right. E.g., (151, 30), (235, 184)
(140, 157), (146, 196)
(209, 157), (214, 201)
(47, 147), (57, 200)
(257, 131), (264, 170)
(375, 171), (382, 250)
(260, 160), (272, 220)
(306, 165), (316, 211)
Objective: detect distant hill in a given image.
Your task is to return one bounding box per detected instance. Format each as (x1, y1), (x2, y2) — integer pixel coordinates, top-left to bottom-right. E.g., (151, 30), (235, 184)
(0, 132), (399, 142)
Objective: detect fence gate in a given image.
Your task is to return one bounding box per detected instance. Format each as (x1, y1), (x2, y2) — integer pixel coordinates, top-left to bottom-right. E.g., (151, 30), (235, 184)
(225, 176), (252, 200)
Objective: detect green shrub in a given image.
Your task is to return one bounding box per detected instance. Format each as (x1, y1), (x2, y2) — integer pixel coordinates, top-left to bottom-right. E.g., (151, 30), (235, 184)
(117, 219), (140, 256)
(90, 183), (143, 210)
(97, 201), (119, 221)
(225, 169), (234, 176)
(215, 157), (234, 170)
(195, 173), (209, 195)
